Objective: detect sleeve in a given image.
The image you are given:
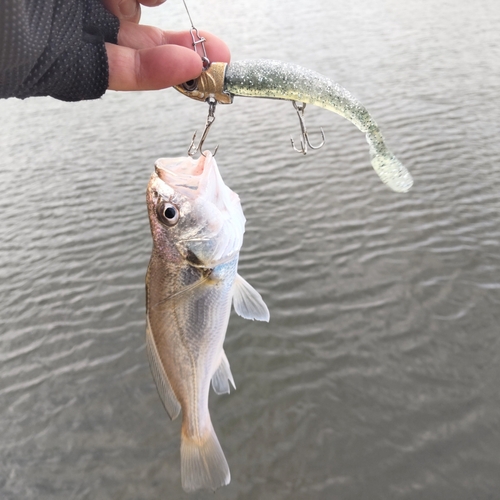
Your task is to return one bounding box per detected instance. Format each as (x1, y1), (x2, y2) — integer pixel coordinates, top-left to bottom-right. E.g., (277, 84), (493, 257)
(0, 0), (120, 102)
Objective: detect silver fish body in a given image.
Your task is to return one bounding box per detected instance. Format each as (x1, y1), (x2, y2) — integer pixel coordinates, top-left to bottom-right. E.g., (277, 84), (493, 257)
(145, 153), (269, 492)
(175, 59), (413, 193)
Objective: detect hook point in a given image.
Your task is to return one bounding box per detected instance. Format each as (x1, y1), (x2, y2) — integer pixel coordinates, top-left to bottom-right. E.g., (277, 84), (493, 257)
(290, 101), (325, 155)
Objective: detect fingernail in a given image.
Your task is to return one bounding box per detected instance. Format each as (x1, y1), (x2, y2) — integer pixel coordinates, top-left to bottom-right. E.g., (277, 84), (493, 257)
(119, 0), (140, 19)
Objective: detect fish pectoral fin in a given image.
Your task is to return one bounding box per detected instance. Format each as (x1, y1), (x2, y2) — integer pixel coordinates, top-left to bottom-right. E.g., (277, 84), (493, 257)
(211, 351), (236, 395)
(232, 274), (270, 322)
(145, 316), (181, 420)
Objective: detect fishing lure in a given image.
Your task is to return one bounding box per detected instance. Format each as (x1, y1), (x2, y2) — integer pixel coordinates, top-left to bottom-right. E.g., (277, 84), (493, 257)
(175, 60), (413, 193)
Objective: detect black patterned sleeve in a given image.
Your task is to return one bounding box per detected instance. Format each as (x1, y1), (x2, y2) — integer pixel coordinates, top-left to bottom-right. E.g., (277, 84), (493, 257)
(0, 0), (120, 101)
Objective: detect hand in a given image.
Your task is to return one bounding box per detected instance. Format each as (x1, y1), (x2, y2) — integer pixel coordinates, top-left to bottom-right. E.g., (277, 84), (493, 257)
(102, 0), (231, 91)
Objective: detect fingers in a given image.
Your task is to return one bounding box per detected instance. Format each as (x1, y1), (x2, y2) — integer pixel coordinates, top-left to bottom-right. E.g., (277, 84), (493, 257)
(138, 0), (167, 6)
(104, 0), (232, 93)
(117, 23), (188, 50)
(117, 23), (231, 63)
(107, 43), (204, 91)
(102, 0), (166, 23)
(101, 0), (139, 22)
(106, 27), (231, 91)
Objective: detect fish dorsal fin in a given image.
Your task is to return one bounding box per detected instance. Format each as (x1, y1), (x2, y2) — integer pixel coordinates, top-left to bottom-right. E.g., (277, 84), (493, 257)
(146, 316), (181, 420)
(232, 274), (270, 322)
(212, 350), (236, 395)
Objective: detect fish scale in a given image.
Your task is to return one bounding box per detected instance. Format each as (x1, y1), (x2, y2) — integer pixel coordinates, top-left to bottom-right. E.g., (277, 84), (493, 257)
(145, 153), (269, 492)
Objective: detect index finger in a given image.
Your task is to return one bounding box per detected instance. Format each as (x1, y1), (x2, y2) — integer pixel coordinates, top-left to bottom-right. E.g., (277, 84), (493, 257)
(117, 23), (231, 65)
(106, 42), (204, 91)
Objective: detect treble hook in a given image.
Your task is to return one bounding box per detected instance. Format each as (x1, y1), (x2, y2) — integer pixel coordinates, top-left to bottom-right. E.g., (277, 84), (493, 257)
(188, 97), (219, 157)
(290, 101), (326, 155)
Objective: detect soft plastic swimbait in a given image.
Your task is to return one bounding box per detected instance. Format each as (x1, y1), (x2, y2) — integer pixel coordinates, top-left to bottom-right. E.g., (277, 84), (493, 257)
(175, 59), (413, 193)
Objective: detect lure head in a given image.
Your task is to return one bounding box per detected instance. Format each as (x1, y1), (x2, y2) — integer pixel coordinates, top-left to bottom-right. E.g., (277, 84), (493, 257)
(174, 62), (233, 104)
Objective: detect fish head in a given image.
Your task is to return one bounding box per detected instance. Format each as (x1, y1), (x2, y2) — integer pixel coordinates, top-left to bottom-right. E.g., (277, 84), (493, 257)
(146, 152), (245, 267)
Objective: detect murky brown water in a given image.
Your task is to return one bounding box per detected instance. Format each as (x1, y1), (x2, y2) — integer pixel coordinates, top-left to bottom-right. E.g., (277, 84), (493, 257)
(1, 0), (500, 498)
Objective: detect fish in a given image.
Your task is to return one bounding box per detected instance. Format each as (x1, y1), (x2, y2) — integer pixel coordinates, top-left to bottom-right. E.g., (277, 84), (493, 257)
(175, 59), (413, 193)
(145, 152), (269, 492)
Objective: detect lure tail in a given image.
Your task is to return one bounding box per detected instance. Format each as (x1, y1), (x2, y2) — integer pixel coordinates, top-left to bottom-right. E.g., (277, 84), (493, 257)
(180, 420), (230, 492)
(224, 60), (413, 193)
(365, 128), (411, 193)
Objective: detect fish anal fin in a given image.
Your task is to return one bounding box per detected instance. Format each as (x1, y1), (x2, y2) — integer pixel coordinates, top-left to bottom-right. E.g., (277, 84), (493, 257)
(181, 423), (230, 492)
(211, 351), (236, 395)
(146, 317), (181, 420)
(232, 274), (270, 322)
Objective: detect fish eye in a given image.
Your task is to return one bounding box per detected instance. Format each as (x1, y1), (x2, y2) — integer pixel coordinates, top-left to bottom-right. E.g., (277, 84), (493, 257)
(157, 202), (180, 226)
(182, 79), (198, 92)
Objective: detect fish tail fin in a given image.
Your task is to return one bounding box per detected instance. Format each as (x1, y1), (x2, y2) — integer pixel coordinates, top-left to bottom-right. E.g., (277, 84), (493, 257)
(180, 422), (230, 492)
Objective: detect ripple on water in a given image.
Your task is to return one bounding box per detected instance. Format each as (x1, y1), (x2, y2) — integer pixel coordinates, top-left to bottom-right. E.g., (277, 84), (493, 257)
(2, 1), (500, 498)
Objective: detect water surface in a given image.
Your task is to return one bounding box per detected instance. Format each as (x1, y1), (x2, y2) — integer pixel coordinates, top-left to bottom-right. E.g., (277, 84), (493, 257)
(1, 1), (500, 499)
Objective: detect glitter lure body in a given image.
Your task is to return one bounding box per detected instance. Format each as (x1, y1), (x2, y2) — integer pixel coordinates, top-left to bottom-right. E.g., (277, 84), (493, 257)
(175, 59), (413, 193)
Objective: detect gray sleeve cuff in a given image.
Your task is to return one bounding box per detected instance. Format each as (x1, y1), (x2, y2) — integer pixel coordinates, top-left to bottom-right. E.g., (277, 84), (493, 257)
(0, 0), (120, 102)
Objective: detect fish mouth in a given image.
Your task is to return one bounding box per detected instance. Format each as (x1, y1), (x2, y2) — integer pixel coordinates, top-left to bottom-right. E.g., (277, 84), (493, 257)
(153, 153), (241, 214)
(154, 154), (212, 195)
(152, 153), (246, 265)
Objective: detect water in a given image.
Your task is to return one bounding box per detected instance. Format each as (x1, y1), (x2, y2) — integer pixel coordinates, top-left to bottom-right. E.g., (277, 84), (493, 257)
(1, 0), (500, 498)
